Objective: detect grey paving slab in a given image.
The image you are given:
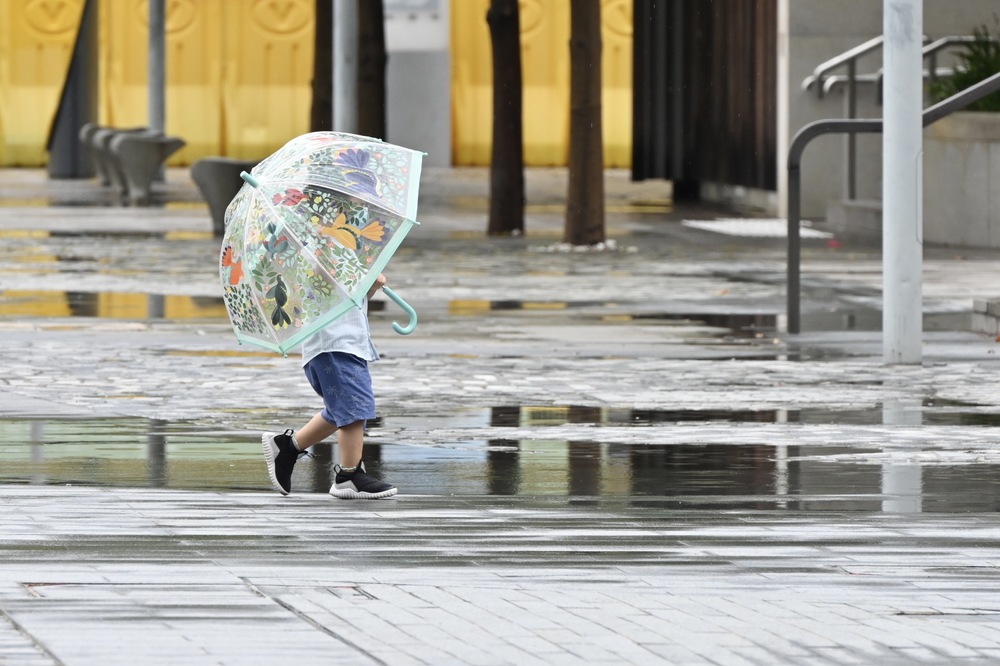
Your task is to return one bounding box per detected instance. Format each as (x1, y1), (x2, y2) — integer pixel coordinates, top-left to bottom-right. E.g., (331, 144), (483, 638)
(4, 167), (1000, 663)
(1, 487), (1000, 664)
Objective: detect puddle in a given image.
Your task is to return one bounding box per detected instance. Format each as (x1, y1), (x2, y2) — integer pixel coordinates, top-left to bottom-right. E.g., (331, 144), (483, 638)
(3, 414), (1000, 512)
(0, 284), (968, 345)
(0, 291), (384, 321)
(644, 310), (971, 337)
(0, 229), (213, 241)
(396, 405), (1000, 428)
(0, 291), (226, 319)
(449, 299), (601, 315)
(801, 307), (972, 333)
(45, 230), (213, 240)
(0, 196), (204, 209)
(635, 313), (777, 338)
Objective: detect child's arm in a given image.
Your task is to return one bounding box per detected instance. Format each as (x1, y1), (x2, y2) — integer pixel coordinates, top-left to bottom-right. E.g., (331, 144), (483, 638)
(367, 273), (387, 300)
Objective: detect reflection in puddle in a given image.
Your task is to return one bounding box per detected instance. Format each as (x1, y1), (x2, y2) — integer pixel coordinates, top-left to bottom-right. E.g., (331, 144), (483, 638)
(0, 290), (379, 320)
(0, 291), (226, 319)
(3, 414), (1000, 512)
(450, 299), (583, 315)
(441, 303), (970, 342)
(475, 404), (1000, 428)
(0, 229), (213, 240)
(635, 313), (777, 338)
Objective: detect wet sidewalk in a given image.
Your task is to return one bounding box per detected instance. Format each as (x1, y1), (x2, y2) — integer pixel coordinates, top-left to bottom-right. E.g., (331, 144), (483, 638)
(2, 167), (1000, 664)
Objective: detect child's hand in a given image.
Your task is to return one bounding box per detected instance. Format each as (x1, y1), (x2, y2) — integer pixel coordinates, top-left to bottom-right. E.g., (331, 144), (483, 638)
(367, 273), (387, 299)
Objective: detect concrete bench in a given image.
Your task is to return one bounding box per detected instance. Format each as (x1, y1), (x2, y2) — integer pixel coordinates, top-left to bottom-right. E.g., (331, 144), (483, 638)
(78, 123), (101, 182)
(191, 157), (258, 236)
(80, 124), (150, 191)
(78, 124), (185, 205)
(109, 130), (186, 205)
(90, 125), (128, 191)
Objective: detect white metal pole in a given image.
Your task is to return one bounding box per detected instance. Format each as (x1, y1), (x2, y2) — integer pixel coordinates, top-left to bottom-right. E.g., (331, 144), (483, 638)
(882, 0), (923, 364)
(148, 0), (165, 134)
(333, 0), (358, 133)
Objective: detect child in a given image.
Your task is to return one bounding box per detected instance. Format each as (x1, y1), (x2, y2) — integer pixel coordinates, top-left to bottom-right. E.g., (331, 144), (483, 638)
(261, 273), (397, 499)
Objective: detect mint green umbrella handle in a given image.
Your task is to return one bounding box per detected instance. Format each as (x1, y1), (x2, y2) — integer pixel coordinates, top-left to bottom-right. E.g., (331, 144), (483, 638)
(240, 171), (259, 188)
(382, 286), (417, 335)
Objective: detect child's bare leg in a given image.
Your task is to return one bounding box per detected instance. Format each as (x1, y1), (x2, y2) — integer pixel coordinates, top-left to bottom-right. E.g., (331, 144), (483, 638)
(337, 421), (365, 468)
(294, 412), (338, 449)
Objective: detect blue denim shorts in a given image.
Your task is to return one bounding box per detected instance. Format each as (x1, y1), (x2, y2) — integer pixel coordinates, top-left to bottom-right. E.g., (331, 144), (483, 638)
(303, 352), (376, 428)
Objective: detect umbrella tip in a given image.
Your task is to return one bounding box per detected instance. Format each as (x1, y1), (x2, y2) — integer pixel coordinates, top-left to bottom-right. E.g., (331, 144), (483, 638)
(240, 171), (259, 188)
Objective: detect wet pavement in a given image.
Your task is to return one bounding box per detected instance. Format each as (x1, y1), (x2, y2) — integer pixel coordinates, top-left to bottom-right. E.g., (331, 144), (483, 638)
(3, 167), (1000, 664)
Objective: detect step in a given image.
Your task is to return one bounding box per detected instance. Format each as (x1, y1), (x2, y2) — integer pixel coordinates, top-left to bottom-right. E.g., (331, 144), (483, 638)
(825, 198), (882, 246)
(972, 298), (1000, 336)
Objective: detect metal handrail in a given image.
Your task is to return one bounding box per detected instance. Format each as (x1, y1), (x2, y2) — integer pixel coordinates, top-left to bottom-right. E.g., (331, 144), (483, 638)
(802, 36), (885, 98)
(802, 35), (980, 200)
(924, 36), (984, 89)
(873, 37), (991, 102)
(822, 73), (881, 97)
(803, 36), (887, 200)
(803, 36), (977, 98)
(786, 71), (1000, 334)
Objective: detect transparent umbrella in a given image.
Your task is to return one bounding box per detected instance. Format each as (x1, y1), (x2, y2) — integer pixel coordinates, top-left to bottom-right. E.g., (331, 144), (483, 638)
(219, 132), (422, 355)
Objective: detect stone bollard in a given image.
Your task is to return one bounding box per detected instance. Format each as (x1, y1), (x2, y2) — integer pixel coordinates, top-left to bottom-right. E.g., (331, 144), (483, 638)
(191, 157), (259, 236)
(109, 130), (186, 205)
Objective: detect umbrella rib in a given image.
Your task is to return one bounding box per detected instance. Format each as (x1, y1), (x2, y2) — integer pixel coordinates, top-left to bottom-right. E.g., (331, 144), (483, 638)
(224, 132), (424, 356)
(260, 174), (400, 220)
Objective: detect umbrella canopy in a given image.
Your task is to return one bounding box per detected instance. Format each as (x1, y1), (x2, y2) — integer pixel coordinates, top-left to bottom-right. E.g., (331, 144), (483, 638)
(219, 132), (423, 355)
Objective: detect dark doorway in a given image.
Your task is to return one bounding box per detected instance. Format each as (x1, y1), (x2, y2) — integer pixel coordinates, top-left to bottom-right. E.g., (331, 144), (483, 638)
(633, 0), (778, 199)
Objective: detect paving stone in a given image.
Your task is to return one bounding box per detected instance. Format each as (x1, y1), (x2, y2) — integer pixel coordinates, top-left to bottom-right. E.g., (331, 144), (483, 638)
(5, 167), (1000, 664)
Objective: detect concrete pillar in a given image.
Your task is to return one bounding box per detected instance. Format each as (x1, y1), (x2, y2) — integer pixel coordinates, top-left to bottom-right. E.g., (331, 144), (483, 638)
(882, 0), (924, 364)
(333, 0), (359, 133)
(148, 0), (165, 134)
(47, 0), (98, 179)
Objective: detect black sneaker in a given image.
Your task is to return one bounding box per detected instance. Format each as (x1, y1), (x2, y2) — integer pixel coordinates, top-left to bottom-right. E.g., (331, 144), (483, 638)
(261, 429), (306, 495)
(329, 462), (397, 499)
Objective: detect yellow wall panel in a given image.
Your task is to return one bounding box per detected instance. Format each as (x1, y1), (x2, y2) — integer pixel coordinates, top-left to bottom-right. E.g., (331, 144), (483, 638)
(161, 0), (225, 163)
(1, 0), (630, 168)
(521, 0), (570, 166)
(449, 0), (491, 166)
(102, 0), (227, 163)
(101, 0), (310, 164)
(221, 0), (313, 160)
(0, 0), (312, 167)
(451, 0), (632, 167)
(602, 0), (633, 167)
(0, 0), (84, 165)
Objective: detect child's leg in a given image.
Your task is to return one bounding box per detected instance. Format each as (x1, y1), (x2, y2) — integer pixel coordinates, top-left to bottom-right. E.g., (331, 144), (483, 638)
(329, 419), (396, 499)
(336, 420), (364, 468)
(294, 412), (338, 449)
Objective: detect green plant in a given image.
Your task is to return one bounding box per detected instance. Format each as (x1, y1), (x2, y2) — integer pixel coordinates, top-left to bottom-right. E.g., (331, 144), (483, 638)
(930, 16), (1000, 112)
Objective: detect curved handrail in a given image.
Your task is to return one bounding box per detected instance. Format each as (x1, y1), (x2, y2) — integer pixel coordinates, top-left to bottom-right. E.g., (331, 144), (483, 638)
(922, 35), (980, 55)
(821, 73), (881, 96)
(871, 36), (993, 100)
(786, 71), (1000, 334)
(804, 33), (990, 202)
(803, 36), (884, 97)
(809, 35), (993, 99)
